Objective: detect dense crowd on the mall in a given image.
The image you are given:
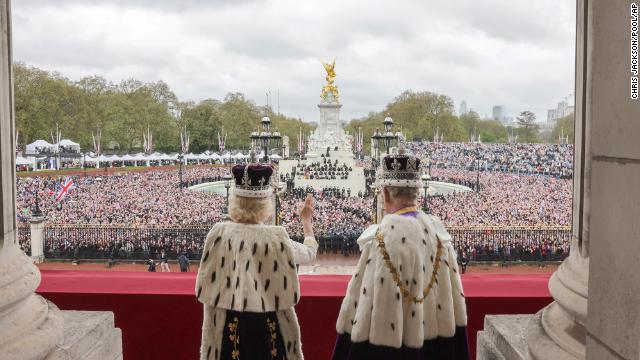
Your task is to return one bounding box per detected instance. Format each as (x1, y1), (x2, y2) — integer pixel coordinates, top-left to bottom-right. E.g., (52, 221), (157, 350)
(16, 142), (574, 262)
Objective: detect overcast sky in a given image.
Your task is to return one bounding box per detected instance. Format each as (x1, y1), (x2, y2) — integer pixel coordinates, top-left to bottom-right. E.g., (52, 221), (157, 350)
(13, 0), (576, 123)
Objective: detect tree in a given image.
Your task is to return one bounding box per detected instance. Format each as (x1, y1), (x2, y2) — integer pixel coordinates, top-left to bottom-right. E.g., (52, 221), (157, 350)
(181, 99), (221, 152)
(550, 113), (574, 143)
(479, 120), (509, 143)
(516, 110), (540, 143)
(345, 90), (513, 152)
(12, 64), (314, 154)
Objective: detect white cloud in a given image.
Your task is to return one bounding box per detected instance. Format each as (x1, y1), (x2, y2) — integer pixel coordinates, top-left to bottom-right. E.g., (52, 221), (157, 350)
(13, 0), (576, 123)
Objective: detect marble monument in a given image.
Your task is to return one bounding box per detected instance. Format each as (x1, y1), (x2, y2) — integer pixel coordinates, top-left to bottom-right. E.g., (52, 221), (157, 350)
(307, 59), (351, 154)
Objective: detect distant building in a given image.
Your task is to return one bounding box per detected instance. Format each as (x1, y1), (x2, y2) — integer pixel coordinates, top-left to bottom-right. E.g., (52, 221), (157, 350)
(547, 97), (575, 127)
(547, 109), (558, 124)
(491, 105), (513, 125)
(459, 100), (468, 116)
(492, 105), (504, 121)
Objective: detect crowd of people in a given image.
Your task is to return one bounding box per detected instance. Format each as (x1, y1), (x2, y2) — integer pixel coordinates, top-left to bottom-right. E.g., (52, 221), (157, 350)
(456, 237), (570, 266)
(408, 142), (574, 178)
(43, 227), (207, 263)
(425, 169), (572, 226)
(16, 167), (230, 226)
(281, 193), (371, 253)
(15, 142), (574, 262)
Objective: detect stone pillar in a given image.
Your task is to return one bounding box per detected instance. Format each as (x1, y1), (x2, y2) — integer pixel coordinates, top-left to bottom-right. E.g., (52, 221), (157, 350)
(523, 0), (592, 357)
(0, 1), (65, 358)
(477, 1), (640, 359)
(29, 215), (46, 263)
(582, 1), (640, 358)
(0, 2), (122, 359)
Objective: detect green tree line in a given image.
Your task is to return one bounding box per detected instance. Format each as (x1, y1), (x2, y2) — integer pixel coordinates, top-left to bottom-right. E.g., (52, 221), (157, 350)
(345, 90), (574, 149)
(14, 63), (313, 154)
(15, 64), (572, 154)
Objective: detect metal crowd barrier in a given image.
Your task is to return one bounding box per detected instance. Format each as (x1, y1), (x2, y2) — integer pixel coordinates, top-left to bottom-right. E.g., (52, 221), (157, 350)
(448, 226), (572, 262)
(17, 224), (31, 255)
(41, 223), (571, 262)
(43, 224), (211, 260)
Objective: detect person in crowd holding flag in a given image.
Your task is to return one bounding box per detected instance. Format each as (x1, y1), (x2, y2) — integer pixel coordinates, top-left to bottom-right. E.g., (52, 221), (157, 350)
(55, 177), (75, 202)
(332, 146), (469, 360)
(195, 163), (317, 360)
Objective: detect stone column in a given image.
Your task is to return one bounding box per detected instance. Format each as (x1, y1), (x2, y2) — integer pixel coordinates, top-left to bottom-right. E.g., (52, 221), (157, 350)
(0, 1), (65, 358)
(0, 2), (123, 359)
(582, 1), (640, 358)
(523, 0), (592, 357)
(477, 1), (640, 359)
(29, 214), (46, 263)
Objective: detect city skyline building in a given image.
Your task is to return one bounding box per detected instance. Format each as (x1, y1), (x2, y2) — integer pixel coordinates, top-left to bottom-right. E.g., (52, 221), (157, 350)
(546, 94), (575, 127)
(459, 100), (468, 116)
(492, 105), (504, 122)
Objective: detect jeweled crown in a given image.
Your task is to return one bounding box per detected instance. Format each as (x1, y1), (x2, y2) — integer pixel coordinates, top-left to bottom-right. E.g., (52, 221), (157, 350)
(231, 164), (274, 198)
(377, 146), (422, 188)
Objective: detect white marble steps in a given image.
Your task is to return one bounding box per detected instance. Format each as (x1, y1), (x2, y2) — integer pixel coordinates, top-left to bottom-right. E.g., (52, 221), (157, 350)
(476, 315), (531, 360)
(46, 311), (122, 360)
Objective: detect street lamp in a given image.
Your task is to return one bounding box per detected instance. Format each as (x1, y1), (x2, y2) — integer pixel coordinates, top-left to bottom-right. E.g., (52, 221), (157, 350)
(371, 127), (382, 168)
(32, 189), (43, 217)
(370, 115), (399, 168)
(382, 115), (397, 154)
(421, 174), (430, 213)
(250, 115), (282, 163)
(177, 153), (184, 191)
(272, 128), (282, 161)
(223, 173), (232, 214)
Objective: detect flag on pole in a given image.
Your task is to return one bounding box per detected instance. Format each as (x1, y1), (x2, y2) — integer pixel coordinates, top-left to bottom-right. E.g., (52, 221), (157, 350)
(298, 127), (304, 154)
(56, 177), (75, 202)
(180, 126), (190, 154)
(218, 130), (226, 152)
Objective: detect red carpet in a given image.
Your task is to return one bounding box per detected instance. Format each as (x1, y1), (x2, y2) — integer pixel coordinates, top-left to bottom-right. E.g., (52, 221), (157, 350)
(37, 271), (552, 360)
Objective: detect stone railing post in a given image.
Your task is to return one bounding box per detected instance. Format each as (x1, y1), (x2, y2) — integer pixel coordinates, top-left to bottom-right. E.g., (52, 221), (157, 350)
(0, 2), (122, 359)
(0, 1), (65, 358)
(29, 214), (46, 263)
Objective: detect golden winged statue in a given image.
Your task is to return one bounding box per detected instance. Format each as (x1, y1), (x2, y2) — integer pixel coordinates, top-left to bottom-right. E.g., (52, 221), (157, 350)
(321, 59), (339, 101)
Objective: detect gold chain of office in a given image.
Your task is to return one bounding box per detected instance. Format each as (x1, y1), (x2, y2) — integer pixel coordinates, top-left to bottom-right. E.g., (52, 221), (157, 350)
(374, 230), (443, 304)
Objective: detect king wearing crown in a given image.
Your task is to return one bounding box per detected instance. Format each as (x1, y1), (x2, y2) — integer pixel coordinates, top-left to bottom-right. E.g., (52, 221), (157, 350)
(195, 163), (318, 360)
(332, 147), (470, 360)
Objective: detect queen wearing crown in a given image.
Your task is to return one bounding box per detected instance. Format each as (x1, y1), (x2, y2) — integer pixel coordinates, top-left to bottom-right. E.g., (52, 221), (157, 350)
(332, 147), (469, 360)
(196, 163), (317, 360)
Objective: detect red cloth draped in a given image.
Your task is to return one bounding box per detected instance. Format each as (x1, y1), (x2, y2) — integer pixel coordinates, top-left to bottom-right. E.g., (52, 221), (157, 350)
(37, 271), (551, 360)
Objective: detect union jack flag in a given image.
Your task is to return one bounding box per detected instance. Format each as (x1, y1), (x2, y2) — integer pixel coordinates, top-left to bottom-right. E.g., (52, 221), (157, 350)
(56, 177), (75, 202)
